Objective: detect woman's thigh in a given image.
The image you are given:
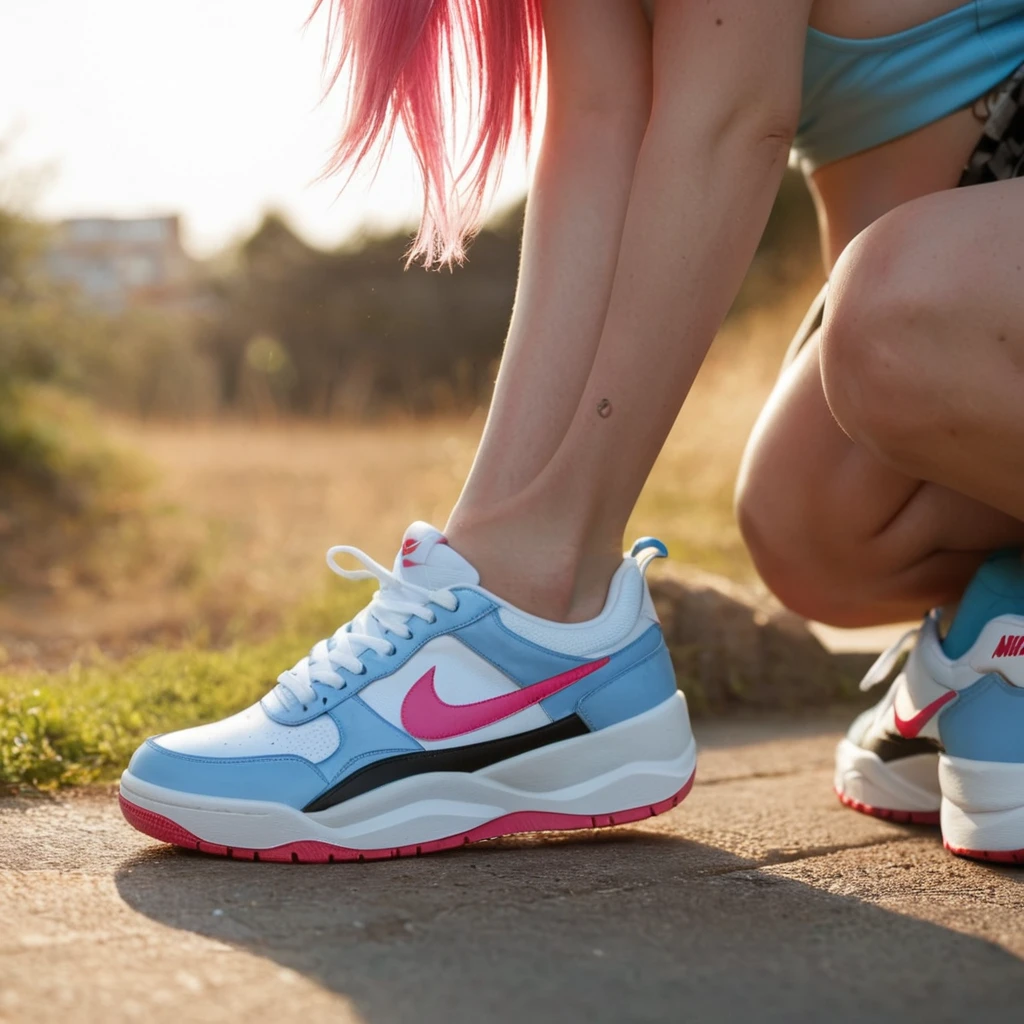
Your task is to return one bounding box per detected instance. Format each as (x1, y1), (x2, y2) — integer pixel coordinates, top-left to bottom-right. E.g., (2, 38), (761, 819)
(821, 177), (1024, 520)
(736, 317), (1024, 627)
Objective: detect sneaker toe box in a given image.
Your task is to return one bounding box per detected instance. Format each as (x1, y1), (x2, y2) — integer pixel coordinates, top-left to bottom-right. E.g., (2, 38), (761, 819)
(125, 703), (340, 808)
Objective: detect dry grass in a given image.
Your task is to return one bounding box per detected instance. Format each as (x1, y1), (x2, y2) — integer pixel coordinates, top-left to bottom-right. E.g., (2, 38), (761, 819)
(190, 285), (815, 562)
(5, 281), (871, 788)
(0, 280), (822, 670)
(134, 282), (820, 590)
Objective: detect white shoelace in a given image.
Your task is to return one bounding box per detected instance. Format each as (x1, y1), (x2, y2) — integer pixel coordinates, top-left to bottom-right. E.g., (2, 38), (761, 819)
(275, 545), (460, 707)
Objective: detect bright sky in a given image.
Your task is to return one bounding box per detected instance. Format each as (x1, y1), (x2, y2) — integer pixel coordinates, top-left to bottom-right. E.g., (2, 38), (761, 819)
(0, 0), (531, 256)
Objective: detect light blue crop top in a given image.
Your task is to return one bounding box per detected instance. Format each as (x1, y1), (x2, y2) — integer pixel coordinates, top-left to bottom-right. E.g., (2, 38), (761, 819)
(795, 0), (1024, 169)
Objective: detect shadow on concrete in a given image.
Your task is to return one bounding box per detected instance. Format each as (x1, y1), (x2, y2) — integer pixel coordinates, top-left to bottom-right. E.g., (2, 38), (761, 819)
(116, 827), (1024, 1024)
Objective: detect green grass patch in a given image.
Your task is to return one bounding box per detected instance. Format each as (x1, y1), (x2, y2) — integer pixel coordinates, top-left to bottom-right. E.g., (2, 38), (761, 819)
(0, 583), (374, 790)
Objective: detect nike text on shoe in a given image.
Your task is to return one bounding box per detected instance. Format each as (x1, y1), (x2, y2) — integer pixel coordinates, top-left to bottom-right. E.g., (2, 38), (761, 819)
(119, 524), (696, 862)
(836, 599), (1024, 864)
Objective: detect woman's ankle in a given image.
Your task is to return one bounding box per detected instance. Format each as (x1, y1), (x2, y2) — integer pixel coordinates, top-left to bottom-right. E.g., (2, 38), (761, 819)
(445, 512), (622, 623)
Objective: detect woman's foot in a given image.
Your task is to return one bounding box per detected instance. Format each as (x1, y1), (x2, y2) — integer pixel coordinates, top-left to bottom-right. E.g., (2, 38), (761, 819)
(119, 523), (696, 861)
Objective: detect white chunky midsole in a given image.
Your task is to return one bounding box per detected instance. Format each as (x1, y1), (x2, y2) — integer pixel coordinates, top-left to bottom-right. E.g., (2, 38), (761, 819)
(120, 691), (696, 851)
(940, 754), (1024, 853)
(834, 738), (941, 813)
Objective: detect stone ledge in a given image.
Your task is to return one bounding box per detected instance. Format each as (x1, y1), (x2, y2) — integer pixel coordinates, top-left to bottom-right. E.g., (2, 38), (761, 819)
(649, 568), (874, 715)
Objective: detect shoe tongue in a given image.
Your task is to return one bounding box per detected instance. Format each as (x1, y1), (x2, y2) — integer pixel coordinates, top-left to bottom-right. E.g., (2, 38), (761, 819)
(393, 522), (479, 590)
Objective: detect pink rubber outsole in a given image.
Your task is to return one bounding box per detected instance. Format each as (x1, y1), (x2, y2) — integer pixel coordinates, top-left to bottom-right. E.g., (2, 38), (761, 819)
(120, 769), (695, 863)
(943, 841), (1024, 864)
(834, 786), (940, 826)
(837, 788), (1024, 865)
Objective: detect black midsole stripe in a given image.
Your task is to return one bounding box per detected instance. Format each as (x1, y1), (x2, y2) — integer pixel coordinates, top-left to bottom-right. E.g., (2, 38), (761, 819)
(303, 713), (590, 813)
(860, 733), (942, 763)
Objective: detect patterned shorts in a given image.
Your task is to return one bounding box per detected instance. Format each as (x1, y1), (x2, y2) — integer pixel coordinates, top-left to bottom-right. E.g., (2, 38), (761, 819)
(784, 60), (1024, 365)
(961, 60), (1024, 186)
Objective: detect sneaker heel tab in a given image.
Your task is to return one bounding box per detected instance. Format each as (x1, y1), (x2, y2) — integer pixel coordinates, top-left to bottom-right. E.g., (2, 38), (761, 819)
(630, 537), (668, 577)
(921, 610), (954, 666)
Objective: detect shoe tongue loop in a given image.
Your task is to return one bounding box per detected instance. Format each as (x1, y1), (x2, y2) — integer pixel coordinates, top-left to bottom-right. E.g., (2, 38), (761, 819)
(860, 626), (920, 691)
(393, 521), (479, 590)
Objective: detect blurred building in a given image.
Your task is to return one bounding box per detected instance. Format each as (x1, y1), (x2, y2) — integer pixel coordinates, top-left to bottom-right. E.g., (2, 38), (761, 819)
(46, 215), (194, 312)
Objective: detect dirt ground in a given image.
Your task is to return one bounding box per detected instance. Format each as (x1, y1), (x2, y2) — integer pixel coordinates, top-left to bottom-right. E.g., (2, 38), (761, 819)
(3, 715), (1023, 1024)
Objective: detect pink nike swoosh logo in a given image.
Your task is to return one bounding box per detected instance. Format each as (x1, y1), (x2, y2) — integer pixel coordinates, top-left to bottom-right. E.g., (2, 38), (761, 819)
(894, 690), (956, 738)
(401, 658), (610, 741)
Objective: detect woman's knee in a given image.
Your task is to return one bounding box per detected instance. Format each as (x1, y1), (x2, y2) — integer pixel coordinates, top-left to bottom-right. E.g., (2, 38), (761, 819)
(820, 204), (954, 473)
(735, 442), (883, 627)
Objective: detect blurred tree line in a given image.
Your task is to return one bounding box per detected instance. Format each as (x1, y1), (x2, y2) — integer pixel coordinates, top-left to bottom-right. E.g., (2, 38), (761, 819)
(0, 165), (817, 590)
(204, 204), (525, 419)
(0, 204), (152, 592)
(201, 168), (817, 419)
(2, 168), (818, 426)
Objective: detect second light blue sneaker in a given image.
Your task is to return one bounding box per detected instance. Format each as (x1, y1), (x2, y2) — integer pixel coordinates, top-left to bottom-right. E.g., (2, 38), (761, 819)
(119, 523), (696, 861)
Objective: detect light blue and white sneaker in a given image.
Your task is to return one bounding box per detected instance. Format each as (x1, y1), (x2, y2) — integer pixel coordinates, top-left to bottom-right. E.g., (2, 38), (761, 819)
(119, 523), (696, 861)
(836, 550), (1024, 864)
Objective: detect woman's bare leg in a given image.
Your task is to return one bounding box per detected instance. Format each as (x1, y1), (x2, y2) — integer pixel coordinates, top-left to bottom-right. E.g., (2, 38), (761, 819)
(448, 0), (808, 620)
(444, 0), (653, 617)
(821, 179), (1024, 520)
(737, 330), (1024, 627)
(739, 177), (1024, 627)
(455, 0), (653, 509)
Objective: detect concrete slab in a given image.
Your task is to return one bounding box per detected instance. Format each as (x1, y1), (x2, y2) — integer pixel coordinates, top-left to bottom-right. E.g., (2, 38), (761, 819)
(2, 719), (1022, 1024)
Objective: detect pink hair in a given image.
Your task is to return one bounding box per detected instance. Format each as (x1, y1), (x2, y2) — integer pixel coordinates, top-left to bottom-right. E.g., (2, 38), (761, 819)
(311, 0), (545, 266)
